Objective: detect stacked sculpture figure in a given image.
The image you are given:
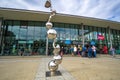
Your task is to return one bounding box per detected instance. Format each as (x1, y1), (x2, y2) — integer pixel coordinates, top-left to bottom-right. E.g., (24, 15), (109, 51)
(45, 0), (62, 76)
(46, 14), (62, 76)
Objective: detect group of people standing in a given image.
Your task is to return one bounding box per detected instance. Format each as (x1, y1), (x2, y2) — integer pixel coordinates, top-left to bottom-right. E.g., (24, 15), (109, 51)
(70, 44), (116, 57)
(71, 45), (97, 58)
(100, 44), (115, 57)
(18, 44), (116, 57)
(100, 44), (108, 54)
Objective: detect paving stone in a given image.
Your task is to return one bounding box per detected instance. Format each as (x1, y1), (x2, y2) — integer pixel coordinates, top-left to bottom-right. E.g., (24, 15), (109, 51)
(34, 77), (46, 80)
(34, 58), (76, 80)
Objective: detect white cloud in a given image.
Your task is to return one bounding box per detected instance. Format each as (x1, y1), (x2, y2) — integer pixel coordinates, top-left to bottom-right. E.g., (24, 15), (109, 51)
(0, 0), (47, 11)
(0, 0), (120, 22)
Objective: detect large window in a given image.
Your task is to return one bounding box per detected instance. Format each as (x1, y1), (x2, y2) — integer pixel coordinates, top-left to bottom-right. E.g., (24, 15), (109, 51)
(2, 20), (120, 55)
(111, 29), (120, 49)
(54, 23), (79, 41)
(3, 20), (47, 55)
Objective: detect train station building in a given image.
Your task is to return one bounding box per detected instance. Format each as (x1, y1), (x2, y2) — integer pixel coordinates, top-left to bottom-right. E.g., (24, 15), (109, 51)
(0, 8), (120, 55)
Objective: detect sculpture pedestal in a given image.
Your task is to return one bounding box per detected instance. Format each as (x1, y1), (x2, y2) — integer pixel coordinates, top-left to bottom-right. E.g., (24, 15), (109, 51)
(46, 71), (62, 77)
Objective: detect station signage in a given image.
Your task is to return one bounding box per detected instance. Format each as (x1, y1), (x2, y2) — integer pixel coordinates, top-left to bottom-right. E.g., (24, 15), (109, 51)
(97, 34), (104, 40)
(65, 40), (71, 44)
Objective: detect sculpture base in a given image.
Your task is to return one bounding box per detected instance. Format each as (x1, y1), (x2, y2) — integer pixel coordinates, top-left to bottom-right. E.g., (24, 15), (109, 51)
(46, 71), (62, 77)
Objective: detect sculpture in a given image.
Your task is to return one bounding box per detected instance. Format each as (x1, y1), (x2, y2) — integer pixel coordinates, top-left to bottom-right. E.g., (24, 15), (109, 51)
(45, 0), (62, 76)
(46, 19), (62, 76)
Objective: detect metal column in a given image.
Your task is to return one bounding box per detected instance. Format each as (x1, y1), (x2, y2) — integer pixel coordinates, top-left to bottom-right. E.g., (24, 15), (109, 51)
(0, 18), (3, 54)
(81, 23), (84, 47)
(108, 26), (112, 48)
(0, 19), (2, 46)
(46, 36), (48, 56)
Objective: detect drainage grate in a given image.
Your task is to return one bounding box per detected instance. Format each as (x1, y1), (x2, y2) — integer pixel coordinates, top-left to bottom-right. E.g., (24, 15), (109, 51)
(46, 71), (62, 77)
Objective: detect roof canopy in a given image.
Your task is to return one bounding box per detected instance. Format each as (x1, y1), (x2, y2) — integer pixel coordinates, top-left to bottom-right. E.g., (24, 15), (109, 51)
(0, 8), (120, 30)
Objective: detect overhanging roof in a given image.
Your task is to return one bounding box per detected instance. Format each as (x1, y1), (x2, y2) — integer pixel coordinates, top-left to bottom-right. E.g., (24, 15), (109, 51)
(0, 7), (120, 30)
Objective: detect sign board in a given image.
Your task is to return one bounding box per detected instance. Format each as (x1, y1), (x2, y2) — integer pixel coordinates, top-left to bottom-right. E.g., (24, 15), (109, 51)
(27, 40), (33, 43)
(97, 35), (104, 40)
(65, 40), (71, 44)
(18, 41), (26, 44)
(18, 40), (33, 44)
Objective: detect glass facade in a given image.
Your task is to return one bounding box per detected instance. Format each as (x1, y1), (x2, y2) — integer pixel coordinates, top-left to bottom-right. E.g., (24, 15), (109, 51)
(0, 20), (120, 55)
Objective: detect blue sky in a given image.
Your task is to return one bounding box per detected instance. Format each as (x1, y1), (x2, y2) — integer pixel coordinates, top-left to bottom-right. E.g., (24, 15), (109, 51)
(0, 0), (120, 22)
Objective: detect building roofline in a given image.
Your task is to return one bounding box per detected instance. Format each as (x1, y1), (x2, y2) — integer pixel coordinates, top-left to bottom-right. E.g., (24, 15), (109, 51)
(1, 7), (119, 23)
(0, 7), (120, 30)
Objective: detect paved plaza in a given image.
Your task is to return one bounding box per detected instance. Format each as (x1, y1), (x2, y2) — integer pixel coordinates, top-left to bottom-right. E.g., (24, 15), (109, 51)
(0, 55), (120, 80)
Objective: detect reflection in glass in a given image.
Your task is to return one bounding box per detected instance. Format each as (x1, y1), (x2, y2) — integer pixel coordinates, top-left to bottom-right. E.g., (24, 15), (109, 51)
(2, 20), (120, 55)
(27, 26), (34, 40)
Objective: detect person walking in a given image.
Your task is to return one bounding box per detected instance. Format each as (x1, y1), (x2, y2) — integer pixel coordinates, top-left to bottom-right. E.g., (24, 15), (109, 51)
(20, 47), (24, 56)
(73, 45), (77, 56)
(88, 45), (92, 58)
(110, 46), (115, 57)
(60, 46), (64, 57)
(102, 44), (108, 54)
(81, 46), (87, 57)
(70, 45), (74, 56)
(77, 45), (82, 56)
(92, 45), (96, 57)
